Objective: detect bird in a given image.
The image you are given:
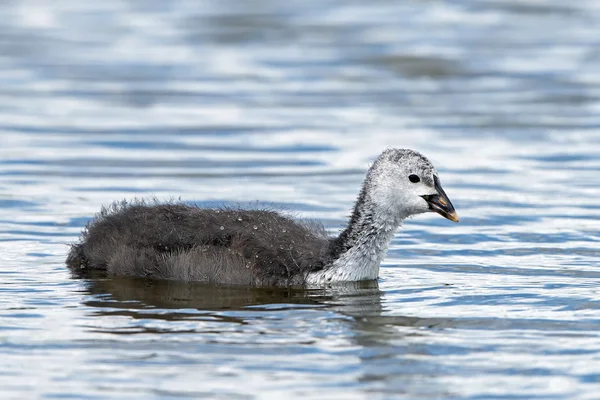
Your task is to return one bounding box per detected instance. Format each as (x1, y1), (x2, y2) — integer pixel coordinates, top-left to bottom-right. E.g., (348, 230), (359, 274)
(67, 148), (458, 287)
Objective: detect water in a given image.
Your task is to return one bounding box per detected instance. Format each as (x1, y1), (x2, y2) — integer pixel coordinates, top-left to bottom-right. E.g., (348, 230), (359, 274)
(1, 0), (600, 398)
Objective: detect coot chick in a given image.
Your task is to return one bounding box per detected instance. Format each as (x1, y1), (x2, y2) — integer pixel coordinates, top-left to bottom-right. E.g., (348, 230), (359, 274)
(67, 148), (458, 286)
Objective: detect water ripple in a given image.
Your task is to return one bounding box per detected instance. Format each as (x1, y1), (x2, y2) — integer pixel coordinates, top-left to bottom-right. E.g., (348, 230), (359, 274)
(0, 0), (600, 399)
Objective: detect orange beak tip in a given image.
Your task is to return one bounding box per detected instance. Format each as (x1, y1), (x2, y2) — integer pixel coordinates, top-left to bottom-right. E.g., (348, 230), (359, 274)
(449, 212), (459, 223)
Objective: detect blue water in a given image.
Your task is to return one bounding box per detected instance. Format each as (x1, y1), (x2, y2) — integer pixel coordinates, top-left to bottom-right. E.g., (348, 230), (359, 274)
(1, 0), (600, 399)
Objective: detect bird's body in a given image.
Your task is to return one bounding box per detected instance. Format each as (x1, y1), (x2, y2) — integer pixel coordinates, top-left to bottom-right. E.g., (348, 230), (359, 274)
(68, 203), (331, 286)
(67, 149), (458, 287)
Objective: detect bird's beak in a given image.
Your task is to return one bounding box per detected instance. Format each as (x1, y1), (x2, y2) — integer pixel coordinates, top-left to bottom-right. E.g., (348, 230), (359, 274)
(421, 176), (459, 223)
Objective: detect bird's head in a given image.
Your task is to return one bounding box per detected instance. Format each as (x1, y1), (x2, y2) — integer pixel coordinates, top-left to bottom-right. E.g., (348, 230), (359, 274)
(367, 148), (459, 222)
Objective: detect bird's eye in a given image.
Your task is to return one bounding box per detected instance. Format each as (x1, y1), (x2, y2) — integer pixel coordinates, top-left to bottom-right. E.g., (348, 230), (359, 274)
(408, 174), (420, 183)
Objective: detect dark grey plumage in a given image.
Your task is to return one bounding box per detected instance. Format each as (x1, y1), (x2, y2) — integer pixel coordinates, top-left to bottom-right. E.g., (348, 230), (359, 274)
(67, 148), (459, 287)
(67, 200), (331, 286)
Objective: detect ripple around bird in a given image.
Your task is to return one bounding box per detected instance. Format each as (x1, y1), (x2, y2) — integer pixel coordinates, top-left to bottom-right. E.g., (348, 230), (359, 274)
(1, 1), (600, 399)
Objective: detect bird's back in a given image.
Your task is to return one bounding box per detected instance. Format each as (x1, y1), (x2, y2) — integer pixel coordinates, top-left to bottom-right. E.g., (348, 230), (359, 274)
(67, 200), (331, 286)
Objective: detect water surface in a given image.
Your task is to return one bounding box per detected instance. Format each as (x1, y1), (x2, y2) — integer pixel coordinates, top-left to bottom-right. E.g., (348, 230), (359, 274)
(1, 0), (600, 399)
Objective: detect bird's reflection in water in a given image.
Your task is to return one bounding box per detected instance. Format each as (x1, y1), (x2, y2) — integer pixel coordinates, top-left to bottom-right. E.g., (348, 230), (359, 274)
(79, 272), (482, 343)
(79, 272), (384, 328)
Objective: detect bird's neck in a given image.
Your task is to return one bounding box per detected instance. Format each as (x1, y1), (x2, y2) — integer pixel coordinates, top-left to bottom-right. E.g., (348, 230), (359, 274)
(307, 184), (404, 285)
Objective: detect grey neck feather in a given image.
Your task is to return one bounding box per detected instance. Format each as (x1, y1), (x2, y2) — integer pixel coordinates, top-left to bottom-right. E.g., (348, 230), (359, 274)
(307, 170), (404, 285)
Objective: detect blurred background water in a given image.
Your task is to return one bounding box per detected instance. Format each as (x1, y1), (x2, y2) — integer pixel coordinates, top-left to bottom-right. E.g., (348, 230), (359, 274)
(1, 0), (600, 399)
